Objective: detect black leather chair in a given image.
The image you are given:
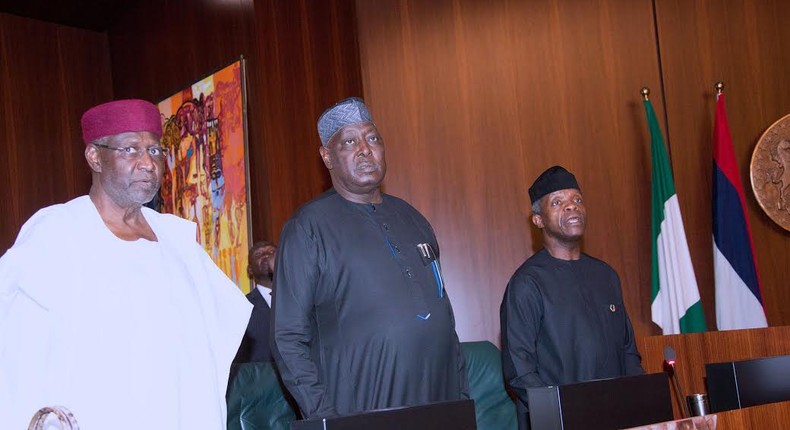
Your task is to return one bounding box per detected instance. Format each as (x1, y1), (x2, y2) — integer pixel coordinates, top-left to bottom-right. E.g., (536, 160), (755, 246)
(463, 341), (518, 429)
(226, 362), (296, 430)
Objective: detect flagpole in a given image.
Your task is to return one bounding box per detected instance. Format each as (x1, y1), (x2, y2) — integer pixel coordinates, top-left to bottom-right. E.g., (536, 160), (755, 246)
(714, 81), (724, 101)
(641, 87), (650, 101)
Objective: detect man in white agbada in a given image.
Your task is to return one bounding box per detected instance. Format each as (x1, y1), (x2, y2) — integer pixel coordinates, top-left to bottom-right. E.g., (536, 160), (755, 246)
(0, 99), (252, 429)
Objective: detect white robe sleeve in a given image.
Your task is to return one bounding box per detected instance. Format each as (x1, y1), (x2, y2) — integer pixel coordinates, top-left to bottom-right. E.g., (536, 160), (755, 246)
(0, 204), (81, 429)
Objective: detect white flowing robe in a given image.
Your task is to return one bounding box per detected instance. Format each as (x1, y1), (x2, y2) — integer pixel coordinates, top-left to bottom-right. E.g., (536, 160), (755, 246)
(0, 196), (252, 429)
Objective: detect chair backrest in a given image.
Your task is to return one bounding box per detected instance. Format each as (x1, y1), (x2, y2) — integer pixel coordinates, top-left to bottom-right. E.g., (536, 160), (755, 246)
(226, 362), (296, 430)
(462, 341), (518, 430)
(226, 343), (517, 430)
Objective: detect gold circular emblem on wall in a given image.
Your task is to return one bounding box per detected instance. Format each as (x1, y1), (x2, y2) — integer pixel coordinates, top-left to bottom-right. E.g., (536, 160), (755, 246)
(750, 113), (790, 231)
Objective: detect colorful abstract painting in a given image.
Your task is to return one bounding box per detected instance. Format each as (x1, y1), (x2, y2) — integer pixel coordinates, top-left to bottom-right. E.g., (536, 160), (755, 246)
(157, 59), (251, 293)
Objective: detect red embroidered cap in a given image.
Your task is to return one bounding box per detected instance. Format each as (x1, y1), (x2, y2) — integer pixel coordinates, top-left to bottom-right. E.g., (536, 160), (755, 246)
(80, 99), (162, 145)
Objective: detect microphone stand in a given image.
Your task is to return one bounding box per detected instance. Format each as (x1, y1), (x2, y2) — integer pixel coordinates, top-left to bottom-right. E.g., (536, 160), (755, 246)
(666, 361), (691, 418)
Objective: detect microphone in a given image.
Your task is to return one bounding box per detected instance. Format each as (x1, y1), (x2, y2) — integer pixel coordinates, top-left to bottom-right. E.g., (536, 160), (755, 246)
(663, 345), (676, 366)
(663, 346), (690, 417)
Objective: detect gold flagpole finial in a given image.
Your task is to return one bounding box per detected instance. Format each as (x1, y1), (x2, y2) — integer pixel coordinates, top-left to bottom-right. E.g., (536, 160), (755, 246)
(640, 87), (650, 101)
(715, 82), (724, 96)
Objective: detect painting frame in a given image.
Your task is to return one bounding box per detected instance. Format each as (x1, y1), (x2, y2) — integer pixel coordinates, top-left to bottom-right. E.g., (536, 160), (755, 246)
(157, 57), (253, 293)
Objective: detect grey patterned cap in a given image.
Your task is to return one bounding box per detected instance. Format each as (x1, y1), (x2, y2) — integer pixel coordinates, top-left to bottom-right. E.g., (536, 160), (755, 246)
(317, 97), (374, 146)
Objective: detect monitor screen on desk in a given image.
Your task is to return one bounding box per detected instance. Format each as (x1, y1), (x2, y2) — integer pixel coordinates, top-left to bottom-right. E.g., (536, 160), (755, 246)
(706, 354), (790, 412)
(527, 373), (673, 430)
(290, 399), (477, 430)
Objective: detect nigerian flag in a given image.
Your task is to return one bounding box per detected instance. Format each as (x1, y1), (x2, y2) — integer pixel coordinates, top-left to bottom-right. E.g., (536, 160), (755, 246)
(645, 98), (707, 334)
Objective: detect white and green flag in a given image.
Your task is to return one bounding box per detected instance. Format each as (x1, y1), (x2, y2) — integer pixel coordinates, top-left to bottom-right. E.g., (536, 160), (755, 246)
(644, 98), (707, 334)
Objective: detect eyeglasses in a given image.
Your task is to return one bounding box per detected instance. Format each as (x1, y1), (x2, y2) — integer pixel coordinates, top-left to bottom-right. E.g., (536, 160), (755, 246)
(92, 143), (170, 159)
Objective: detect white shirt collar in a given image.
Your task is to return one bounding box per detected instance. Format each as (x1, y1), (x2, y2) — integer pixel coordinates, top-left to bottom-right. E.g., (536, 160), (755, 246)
(256, 284), (272, 308)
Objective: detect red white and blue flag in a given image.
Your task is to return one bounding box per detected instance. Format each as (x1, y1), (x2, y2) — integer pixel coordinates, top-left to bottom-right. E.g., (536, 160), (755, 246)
(712, 93), (768, 330)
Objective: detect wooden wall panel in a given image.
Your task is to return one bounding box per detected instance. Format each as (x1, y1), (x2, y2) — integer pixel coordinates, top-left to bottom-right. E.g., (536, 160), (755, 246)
(108, 0), (363, 244)
(5, 0), (788, 348)
(252, 0), (363, 243)
(355, 0), (664, 342)
(654, 0), (790, 328)
(0, 13), (111, 251)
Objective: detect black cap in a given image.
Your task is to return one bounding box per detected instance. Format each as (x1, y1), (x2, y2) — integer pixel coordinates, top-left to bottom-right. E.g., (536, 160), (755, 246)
(528, 166), (580, 204)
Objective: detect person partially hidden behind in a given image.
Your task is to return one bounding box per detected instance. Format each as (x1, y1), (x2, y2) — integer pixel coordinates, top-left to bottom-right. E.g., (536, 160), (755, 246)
(0, 99), (251, 429)
(234, 240), (278, 363)
(500, 166), (644, 430)
(272, 97), (468, 419)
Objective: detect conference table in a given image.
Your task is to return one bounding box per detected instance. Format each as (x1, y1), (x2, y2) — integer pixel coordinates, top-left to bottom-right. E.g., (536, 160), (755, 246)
(624, 400), (790, 429)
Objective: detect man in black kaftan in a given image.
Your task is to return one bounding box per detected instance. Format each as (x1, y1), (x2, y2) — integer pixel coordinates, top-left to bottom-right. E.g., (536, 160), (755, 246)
(500, 166), (644, 430)
(272, 98), (468, 419)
